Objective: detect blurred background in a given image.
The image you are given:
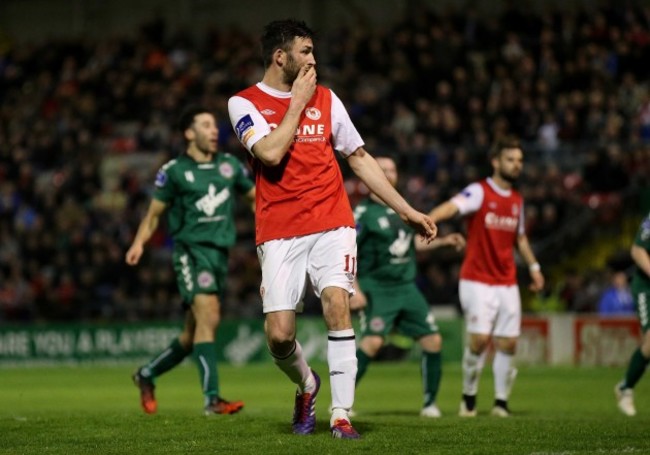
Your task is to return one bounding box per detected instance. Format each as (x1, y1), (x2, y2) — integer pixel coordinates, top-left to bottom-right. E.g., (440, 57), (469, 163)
(0, 0), (648, 333)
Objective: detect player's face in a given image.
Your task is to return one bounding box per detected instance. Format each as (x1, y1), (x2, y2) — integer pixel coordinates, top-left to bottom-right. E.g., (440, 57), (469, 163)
(376, 157), (398, 187)
(282, 37), (316, 85)
(493, 147), (523, 183)
(191, 113), (218, 154)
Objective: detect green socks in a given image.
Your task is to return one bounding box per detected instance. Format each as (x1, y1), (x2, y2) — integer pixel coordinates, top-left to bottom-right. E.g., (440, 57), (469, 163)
(146, 339), (191, 381)
(422, 351), (442, 407)
(193, 342), (219, 399)
(355, 347), (442, 408)
(622, 348), (650, 389)
(355, 348), (372, 386)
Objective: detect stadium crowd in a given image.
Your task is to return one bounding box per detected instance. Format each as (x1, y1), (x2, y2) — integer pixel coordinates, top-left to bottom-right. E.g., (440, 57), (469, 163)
(0, 2), (649, 322)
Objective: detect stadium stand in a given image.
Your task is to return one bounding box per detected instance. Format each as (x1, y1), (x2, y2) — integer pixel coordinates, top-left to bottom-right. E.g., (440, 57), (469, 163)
(0, 1), (649, 321)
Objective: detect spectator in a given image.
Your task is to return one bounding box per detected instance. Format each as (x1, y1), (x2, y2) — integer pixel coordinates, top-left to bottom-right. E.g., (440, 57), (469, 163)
(0, 3), (647, 322)
(598, 271), (635, 315)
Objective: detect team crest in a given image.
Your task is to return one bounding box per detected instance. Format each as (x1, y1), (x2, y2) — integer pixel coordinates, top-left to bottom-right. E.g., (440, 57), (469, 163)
(511, 204), (519, 216)
(305, 107), (321, 120)
(198, 271), (214, 288)
(370, 317), (385, 332)
(219, 162), (234, 178)
(155, 171), (167, 187)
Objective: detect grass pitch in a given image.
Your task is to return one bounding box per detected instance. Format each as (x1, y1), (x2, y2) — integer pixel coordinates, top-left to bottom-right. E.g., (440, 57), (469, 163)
(1, 361), (649, 454)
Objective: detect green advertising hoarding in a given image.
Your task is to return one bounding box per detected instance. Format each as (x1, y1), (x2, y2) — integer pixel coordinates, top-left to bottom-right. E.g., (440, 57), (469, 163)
(0, 318), (464, 366)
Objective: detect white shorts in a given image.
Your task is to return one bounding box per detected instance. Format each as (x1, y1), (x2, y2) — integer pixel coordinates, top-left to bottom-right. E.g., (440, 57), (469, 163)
(459, 279), (521, 338)
(256, 227), (357, 313)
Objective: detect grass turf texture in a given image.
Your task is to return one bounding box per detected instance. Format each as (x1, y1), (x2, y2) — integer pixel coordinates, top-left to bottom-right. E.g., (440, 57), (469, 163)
(1, 362), (649, 454)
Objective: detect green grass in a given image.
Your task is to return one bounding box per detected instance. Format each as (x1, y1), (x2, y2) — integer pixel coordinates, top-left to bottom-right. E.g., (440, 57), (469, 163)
(1, 362), (650, 454)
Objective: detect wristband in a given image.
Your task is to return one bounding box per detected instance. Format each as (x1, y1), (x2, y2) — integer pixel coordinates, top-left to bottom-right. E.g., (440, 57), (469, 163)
(529, 262), (541, 273)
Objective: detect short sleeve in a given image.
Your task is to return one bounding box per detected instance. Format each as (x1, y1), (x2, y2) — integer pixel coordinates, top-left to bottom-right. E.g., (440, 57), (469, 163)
(228, 96), (272, 155)
(152, 164), (176, 203)
(330, 90), (364, 158)
(450, 182), (484, 215)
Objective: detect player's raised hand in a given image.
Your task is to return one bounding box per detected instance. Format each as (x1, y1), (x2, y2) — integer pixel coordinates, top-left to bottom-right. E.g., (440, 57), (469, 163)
(291, 64), (317, 108)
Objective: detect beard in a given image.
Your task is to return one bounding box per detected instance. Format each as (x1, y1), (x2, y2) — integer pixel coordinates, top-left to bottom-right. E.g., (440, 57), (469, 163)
(196, 136), (216, 155)
(499, 170), (520, 184)
(281, 54), (301, 85)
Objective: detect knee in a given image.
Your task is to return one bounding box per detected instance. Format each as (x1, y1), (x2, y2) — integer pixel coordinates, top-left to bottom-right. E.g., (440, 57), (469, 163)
(196, 310), (220, 332)
(469, 335), (490, 354)
(360, 336), (384, 357)
(208, 310), (221, 328)
(420, 333), (442, 352)
(265, 326), (296, 357)
(192, 296), (221, 330)
(496, 338), (517, 355)
(178, 333), (194, 351)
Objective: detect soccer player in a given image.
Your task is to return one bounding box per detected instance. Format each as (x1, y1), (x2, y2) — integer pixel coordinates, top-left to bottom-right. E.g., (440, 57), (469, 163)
(428, 136), (544, 417)
(126, 105), (255, 416)
(228, 19), (436, 438)
(351, 156), (465, 418)
(615, 211), (650, 416)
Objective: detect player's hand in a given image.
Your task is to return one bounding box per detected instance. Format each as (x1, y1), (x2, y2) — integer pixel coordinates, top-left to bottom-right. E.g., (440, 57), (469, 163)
(291, 64), (317, 109)
(529, 270), (545, 292)
(442, 233), (466, 251)
(125, 244), (144, 266)
(349, 290), (367, 311)
(405, 211), (437, 243)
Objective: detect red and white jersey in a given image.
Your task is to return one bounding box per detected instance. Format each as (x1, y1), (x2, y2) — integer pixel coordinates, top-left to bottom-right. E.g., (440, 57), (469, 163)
(451, 178), (525, 285)
(228, 83), (364, 245)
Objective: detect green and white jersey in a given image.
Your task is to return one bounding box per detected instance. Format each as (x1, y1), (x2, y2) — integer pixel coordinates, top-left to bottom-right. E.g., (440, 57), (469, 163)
(354, 198), (416, 286)
(632, 211), (650, 289)
(153, 153), (254, 248)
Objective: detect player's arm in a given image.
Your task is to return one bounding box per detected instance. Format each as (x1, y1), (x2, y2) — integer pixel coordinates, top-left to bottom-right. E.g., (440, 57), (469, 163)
(125, 199), (167, 266)
(251, 67), (316, 166)
(349, 278), (367, 311)
(415, 233), (466, 252)
(631, 244), (650, 279)
(429, 183), (483, 224)
(347, 147), (436, 242)
(517, 234), (544, 292)
(428, 200), (460, 224)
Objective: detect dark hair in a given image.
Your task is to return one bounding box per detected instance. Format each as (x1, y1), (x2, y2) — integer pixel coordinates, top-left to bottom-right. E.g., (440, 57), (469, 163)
(178, 105), (211, 134)
(261, 19), (314, 68)
(489, 135), (522, 159)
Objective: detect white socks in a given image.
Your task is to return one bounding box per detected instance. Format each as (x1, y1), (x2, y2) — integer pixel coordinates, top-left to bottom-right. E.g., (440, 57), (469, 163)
(271, 340), (315, 393)
(271, 329), (358, 425)
(327, 329), (357, 416)
(462, 347), (486, 396)
(493, 351), (514, 401)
